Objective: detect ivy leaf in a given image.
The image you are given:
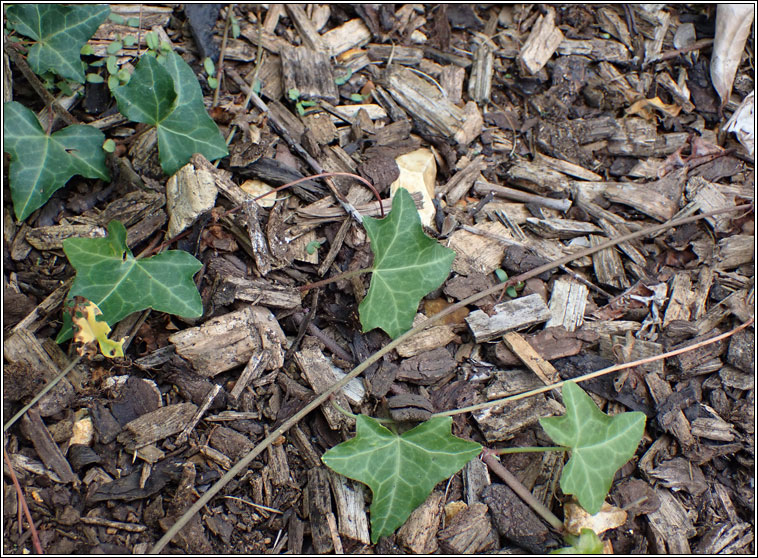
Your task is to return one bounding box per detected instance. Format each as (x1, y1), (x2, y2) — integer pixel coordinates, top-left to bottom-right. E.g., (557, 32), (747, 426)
(3, 101), (110, 221)
(551, 528), (604, 554)
(539, 382), (646, 515)
(322, 415), (481, 543)
(6, 4), (110, 83)
(110, 51), (228, 175)
(56, 221), (203, 342)
(359, 188), (455, 339)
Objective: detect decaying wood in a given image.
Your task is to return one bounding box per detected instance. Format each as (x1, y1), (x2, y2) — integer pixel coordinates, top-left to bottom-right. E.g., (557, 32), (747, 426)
(545, 279), (589, 332)
(169, 306), (286, 377)
(466, 293), (552, 343)
(20, 408), (77, 484)
(327, 470), (371, 545)
(395, 314), (458, 358)
(117, 403), (198, 451)
(280, 46), (338, 104)
(646, 488), (696, 553)
(518, 7), (564, 75)
(396, 491), (443, 553)
(473, 394), (561, 443)
(474, 179), (572, 212)
(25, 224), (106, 250)
(306, 467), (341, 553)
(215, 275), (301, 309)
(438, 502), (498, 553)
(502, 332), (560, 386)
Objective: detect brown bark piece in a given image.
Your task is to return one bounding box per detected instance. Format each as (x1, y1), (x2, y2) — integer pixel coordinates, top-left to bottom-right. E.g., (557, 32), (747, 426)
(437, 502), (497, 554)
(518, 7), (564, 75)
(169, 306), (286, 377)
(545, 278), (589, 332)
(396, 347), (457, 385)
(280, 45), (337, 104)
(116, 402), (197, 451)
(646, 488), (696, 553)
(327, 470), (371, 545)
(20, 408), (78, 483)
(502, 332), (560, 385)
(307, 467), (339, 553)
(396, 491), (444, 553)
(483, 483), (559, 552)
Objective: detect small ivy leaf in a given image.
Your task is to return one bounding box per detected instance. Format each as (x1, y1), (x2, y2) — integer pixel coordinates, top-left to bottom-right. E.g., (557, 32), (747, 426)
(322, 415), (481, 543)
(6, 4), (110, 83)
(539, 382), (646, 515)
(110, 52), (228, 175)
(359, 188), (456, 339)
(3, 101), (110, 221)
(57, 221), (203, 342)
(551, 528), (604, 554)
(71, 298), (125, 358)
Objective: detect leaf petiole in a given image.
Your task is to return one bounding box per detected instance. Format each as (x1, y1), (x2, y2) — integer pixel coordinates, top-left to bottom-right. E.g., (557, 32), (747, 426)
(495, 446), (567, 455)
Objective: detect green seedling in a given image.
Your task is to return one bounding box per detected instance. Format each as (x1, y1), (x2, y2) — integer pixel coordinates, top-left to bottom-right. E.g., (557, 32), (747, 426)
(552, 528), (605, 554)
(203, 57), (218, 89)
(494, 268), (520, 298)
(305, 239), (325, 254)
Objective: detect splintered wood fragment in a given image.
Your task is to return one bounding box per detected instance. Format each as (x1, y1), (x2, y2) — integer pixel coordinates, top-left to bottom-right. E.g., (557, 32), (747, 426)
(175, 384), (222, 446)
(165, 160), (218, 238)
(117, 403), (198, 451)
(367, 44), (423, 65)
(473, 395), (561, 443)
(690, 416), (737, 442)
(396, 491), (444, 553)
(438, 502), (497, 553)
(449, 221), (509, 276)
(265, 427), (291, 486)
(502, 332), (560, 385)
(535, 152), (603, 182)
(715, 235), (754, 270)
(440, 64), (466, 104)
(294, 346), (360, 429)
(242, 200), (271, 277)
(307, 467), (339, 553)
(557, 38), (631, 62)
(25, 224), (107, 250)
(395, 315), (458, 358)
(656, 72), (695, 112)
(468, 42), (493, 104)
(285, 4), (327, 52)
(230, 351), (268, 402)
(686, 177), (735, 234)
(663, 272), (692, 326)
(318, 218), (350, 277)
(604, 182), (679, 221)
(280, 46), (337, 103)
(590, 234), (629, 289)
(466, 294), (552, 343)
(507, 159), (574, 195)
(518, 7), (564, 75)
(169, 306), (286, 377)
(220, 275), (301, 308)
(546, 279), (589, 333)
(644, 372), (696, 451)
(463, 458), (491, 506)
(597, 7), (633, 48)
(190, 154), (252, 207)
(599, 334), (664, 376)
(525, 218), (603, 239)
(20, 408), (77, 483)
(474, 180), (572, 212)
(322, 18), (371, 56)
(441, 155), (488, 204)
(646, 489), (695, 553)
(240, 24), (291, 54)
(495, 327), (585, 366)
(327, 470), (371, 545)
(382, 67), (481, 145)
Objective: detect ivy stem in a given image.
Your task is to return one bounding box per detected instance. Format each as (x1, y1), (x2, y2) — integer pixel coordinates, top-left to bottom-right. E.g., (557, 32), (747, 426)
(211, 4), (233, 108)
(481, 449), (564, 532)
(331, 399), (394, 425)
(494, 446), (566, 455)
(298, 268), (371, 292)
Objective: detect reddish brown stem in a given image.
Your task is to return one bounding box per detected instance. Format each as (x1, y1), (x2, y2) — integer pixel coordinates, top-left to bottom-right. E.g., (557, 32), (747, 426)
(3, 448), (43, 554)
(298, 268), (371, 292)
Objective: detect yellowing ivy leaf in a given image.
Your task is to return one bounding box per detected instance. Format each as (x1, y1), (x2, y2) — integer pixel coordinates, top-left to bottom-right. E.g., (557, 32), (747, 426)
(71, 298), (125, 358)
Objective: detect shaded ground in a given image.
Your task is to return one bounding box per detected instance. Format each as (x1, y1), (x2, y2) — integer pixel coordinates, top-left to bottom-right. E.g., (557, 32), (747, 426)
(3, 4), (755, 554)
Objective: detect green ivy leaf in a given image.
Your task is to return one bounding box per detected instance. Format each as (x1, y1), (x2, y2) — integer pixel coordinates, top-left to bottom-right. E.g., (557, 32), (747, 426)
(57, 221), (203, 342)
(322, 415), (481, 543)
(3, 101), (110, 221)
(6, 4), (110, 83)
(539, 382), (646, 515)
(551, 528), (604, 554)
(359, 188), (455, 338)
(110, 51), (228, 175)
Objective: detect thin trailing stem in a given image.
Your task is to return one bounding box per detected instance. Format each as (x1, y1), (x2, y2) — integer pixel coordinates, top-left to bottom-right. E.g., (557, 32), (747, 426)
(298, 268), (371, 292)
(150, 202), (751, 553)
(495, 446), (566, 455)
(3, 448), (43, 554)
(211, 5), (233, 108)
(482, 449), (564, 532)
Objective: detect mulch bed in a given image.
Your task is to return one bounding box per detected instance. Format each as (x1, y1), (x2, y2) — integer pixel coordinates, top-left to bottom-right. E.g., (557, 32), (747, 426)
(3, 4), (754, 554)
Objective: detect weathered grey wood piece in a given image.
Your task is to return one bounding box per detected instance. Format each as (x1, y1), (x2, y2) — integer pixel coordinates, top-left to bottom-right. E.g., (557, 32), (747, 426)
(466, 293), (552, 343)
(546, 279), (589, 332)
(327, 470), (371, 545)
(280, 46), (337, 104)
(20, 409), (78, 483)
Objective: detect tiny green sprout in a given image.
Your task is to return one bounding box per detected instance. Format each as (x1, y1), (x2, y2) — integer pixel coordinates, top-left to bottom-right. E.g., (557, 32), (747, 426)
(159, 40), (171, 53)
(203, 57), (215, 77)
(306, 239), (325, 254)
(334, 67), (353, 86)
(106, 40), (123, 55)
(126, 17), (140, 27)
(106, 55), (118, 75)
(231, 14), (240, 39)
(295, 99), (317, 116)
(89, 58), (106, 68)
(349, 93), (366, 103)
(80, 44), (94, 56)
(103, 138), (116, 153)
(287, 87), (301, 101)
(86, 73), (105, 84)
(108, 13), (126, 25)
(123, 35), (136, 47)
(57, 80), (74, 96)
(494, 269), (518, 298)
(107, 75), (119, 90)
(145, 31), (159, 51)
(252, 79), (262, 95)
(208, 77), (218, 89)
(116, 67), (130, 84)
